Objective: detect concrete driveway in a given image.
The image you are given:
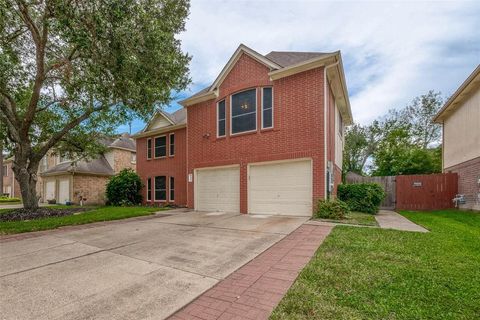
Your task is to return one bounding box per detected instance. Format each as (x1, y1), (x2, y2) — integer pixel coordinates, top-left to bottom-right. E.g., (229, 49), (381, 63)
(0, 210), (308, 320)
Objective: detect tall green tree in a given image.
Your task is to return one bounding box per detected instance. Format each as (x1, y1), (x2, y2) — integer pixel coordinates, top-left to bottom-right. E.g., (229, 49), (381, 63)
(0, 0), (191, 209)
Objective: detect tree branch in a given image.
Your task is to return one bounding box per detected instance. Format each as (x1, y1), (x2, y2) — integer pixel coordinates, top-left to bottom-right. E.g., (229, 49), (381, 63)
(38, 104), (111, 159)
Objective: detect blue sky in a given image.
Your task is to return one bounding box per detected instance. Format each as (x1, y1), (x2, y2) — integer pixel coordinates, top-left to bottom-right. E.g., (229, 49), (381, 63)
(118, 0), (480, 134)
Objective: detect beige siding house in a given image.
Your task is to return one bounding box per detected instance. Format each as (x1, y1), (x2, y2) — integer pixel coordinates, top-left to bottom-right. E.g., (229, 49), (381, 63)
(39, 133), (136, 205)
(434, 65), (480, 210)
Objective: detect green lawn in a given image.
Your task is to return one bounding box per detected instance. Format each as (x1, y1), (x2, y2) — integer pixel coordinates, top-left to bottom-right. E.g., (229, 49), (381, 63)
(271, 209), (480, 319)
(315, 211), (377, 226)
(0, 206), (162, 234)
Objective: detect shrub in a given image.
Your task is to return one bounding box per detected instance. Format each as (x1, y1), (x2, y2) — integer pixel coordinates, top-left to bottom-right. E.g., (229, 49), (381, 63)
(314, 199), (350, 220)
(0, 196), (21, 203)
(337, 183), (385, 214)
(106, 169), (142, 206)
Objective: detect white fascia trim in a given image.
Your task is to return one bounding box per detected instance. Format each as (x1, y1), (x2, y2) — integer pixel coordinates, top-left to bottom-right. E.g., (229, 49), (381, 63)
(131, 123), (186, 139)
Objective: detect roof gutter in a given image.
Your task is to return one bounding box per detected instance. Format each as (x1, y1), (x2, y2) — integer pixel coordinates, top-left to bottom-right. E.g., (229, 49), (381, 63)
(131, 123), (187, 139)
(179, 90), (218, 107)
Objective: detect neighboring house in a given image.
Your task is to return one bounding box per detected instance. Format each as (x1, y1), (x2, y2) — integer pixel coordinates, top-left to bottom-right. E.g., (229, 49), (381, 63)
(134, 44), (352, 216)
(2, 157), (21, 198)
(39, 133), (137, 205)
(134, 109), (187, 206)
(434, 65), (480, 211)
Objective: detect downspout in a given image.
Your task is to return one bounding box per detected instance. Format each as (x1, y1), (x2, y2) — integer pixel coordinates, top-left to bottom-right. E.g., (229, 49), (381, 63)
(324, 61), (339, 199)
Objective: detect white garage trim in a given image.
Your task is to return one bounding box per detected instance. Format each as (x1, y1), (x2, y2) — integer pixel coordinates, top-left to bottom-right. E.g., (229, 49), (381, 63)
(248, 158), (313, 216)
(194, 164), (240, 212)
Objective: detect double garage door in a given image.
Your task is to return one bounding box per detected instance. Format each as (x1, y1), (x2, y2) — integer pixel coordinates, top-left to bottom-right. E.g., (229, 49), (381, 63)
(44, 179), (70, 204)
(195, 159), (312, 216)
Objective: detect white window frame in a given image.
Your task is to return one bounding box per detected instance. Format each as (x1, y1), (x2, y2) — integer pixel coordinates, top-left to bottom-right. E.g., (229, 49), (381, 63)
(154, 175), (167, 202)
(217, 99), (226, 138)
(153, 135), (167, 159)
(3, 165), (8, 177)
(261, 87), (274, 129)
(230, 88), (258, 136)
(146, 138), (152, 160)
(169, 176), (175, 202)
(146, 177), (152, 202)
(169, 133), (175, 157)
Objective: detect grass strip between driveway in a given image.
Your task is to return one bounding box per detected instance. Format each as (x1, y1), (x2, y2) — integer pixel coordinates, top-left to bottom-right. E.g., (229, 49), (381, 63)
(0, 206), (162, 235)
(271, 209), (480, 319)
(314, 211), (377, 226)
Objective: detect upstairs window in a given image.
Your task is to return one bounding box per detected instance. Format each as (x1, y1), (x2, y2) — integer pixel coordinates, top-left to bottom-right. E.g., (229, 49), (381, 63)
(231, 89), (257, 134)
(217, 100), (226, 137)
(154, 136), (166, 158)
(262, 87), (273, 129)
(154, 176), (166, 201)
(147, 138), (152, 159)
(169, 133), (175, 156)
(2, 165), (7, 176)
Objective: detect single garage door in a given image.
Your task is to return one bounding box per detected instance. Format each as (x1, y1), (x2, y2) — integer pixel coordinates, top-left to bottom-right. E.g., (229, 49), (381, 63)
(45, 181), (56, 201)
(248, 159), (312, 216)
(195, 166), (240, 212)
(58, 179), (70, 204)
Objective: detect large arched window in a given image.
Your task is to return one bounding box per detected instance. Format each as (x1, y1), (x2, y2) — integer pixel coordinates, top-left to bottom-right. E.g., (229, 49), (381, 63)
(230, 89), (257, 134)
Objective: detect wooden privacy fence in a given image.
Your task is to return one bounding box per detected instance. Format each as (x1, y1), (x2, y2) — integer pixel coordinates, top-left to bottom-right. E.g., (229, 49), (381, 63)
(345, 172), (458, 210)
(395, 173), (458, 211)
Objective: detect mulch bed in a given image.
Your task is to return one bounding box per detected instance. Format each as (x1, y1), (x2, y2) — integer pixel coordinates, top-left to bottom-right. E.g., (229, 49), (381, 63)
(0, 208), (89, 222)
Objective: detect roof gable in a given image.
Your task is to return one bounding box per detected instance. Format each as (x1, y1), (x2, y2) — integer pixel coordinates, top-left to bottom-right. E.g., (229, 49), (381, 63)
(144, 111), (175, 131)
(209, 44), (281, 92)
(434, 65), (480, 122)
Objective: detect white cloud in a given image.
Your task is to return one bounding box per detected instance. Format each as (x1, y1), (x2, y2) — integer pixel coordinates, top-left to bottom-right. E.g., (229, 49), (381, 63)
(175, 0), (479, 124)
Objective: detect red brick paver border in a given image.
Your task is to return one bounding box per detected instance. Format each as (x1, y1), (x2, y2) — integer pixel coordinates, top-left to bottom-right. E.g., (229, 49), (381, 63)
(168, 224), (333, 320)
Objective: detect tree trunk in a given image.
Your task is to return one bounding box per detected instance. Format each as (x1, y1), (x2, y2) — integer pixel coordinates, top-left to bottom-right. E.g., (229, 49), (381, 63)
(13, 151), (41, 210)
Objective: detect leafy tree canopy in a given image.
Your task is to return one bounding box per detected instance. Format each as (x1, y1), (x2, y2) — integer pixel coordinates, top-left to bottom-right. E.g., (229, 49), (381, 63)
(0, 0), (191, 209)
(344, 91), (443, 177)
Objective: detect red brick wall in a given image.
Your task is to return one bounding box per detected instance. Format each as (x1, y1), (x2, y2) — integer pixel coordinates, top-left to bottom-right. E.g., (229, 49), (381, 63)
(445, 156), (480, 210)
(186, 53), (327, 213)
(136, 127), (187, 206)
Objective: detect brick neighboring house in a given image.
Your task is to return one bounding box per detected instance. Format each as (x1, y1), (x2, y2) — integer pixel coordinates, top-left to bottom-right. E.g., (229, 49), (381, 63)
(434, 65), (480, 211)
(134, 44), (352, 216)
(2, 157), (21, 198)
(38, 133), (137, 205)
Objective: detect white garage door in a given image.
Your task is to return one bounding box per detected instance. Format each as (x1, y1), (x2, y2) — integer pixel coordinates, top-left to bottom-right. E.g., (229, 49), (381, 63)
(195, 166), (240, 212)
(58, 179), (70, 204)
(248, 159), (312, 216)
(45, 181), (56, 201)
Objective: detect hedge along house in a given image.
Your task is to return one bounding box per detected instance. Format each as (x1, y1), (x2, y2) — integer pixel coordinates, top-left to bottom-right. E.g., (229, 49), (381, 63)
(39, 133), (137, 205)
(135, 44), (353, 216)
(434, 65), (480, 211)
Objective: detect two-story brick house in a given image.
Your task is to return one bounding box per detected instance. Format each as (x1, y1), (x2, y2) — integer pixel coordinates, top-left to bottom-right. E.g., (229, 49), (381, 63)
(135, 44), (352, 216)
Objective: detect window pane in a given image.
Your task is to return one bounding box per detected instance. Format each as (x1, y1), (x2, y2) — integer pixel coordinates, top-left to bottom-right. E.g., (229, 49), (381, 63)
(232, 112), (256, 134)
(169, 134), (175, 156)
(263, 109), (272, 128)
(155, 190), (166, 201)
(232, 89), (256, 134)
(232, 89), (256, 117)
(218, 100), (226, 119)
(147, 139), (152, 158)
(170, 177), (175, 201)
(147, 178), (152, 201)
(263, 88), (272, 110)
(154, 176), (166, 201)
(218, 119), (226, 136)
(155, 136), (166, 157)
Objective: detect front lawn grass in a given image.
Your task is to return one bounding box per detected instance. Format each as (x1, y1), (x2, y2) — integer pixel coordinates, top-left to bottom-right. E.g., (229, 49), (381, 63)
(0, 206), (162, 234)
(314, 211), (377, 226)
(271, 209), (480, 319)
